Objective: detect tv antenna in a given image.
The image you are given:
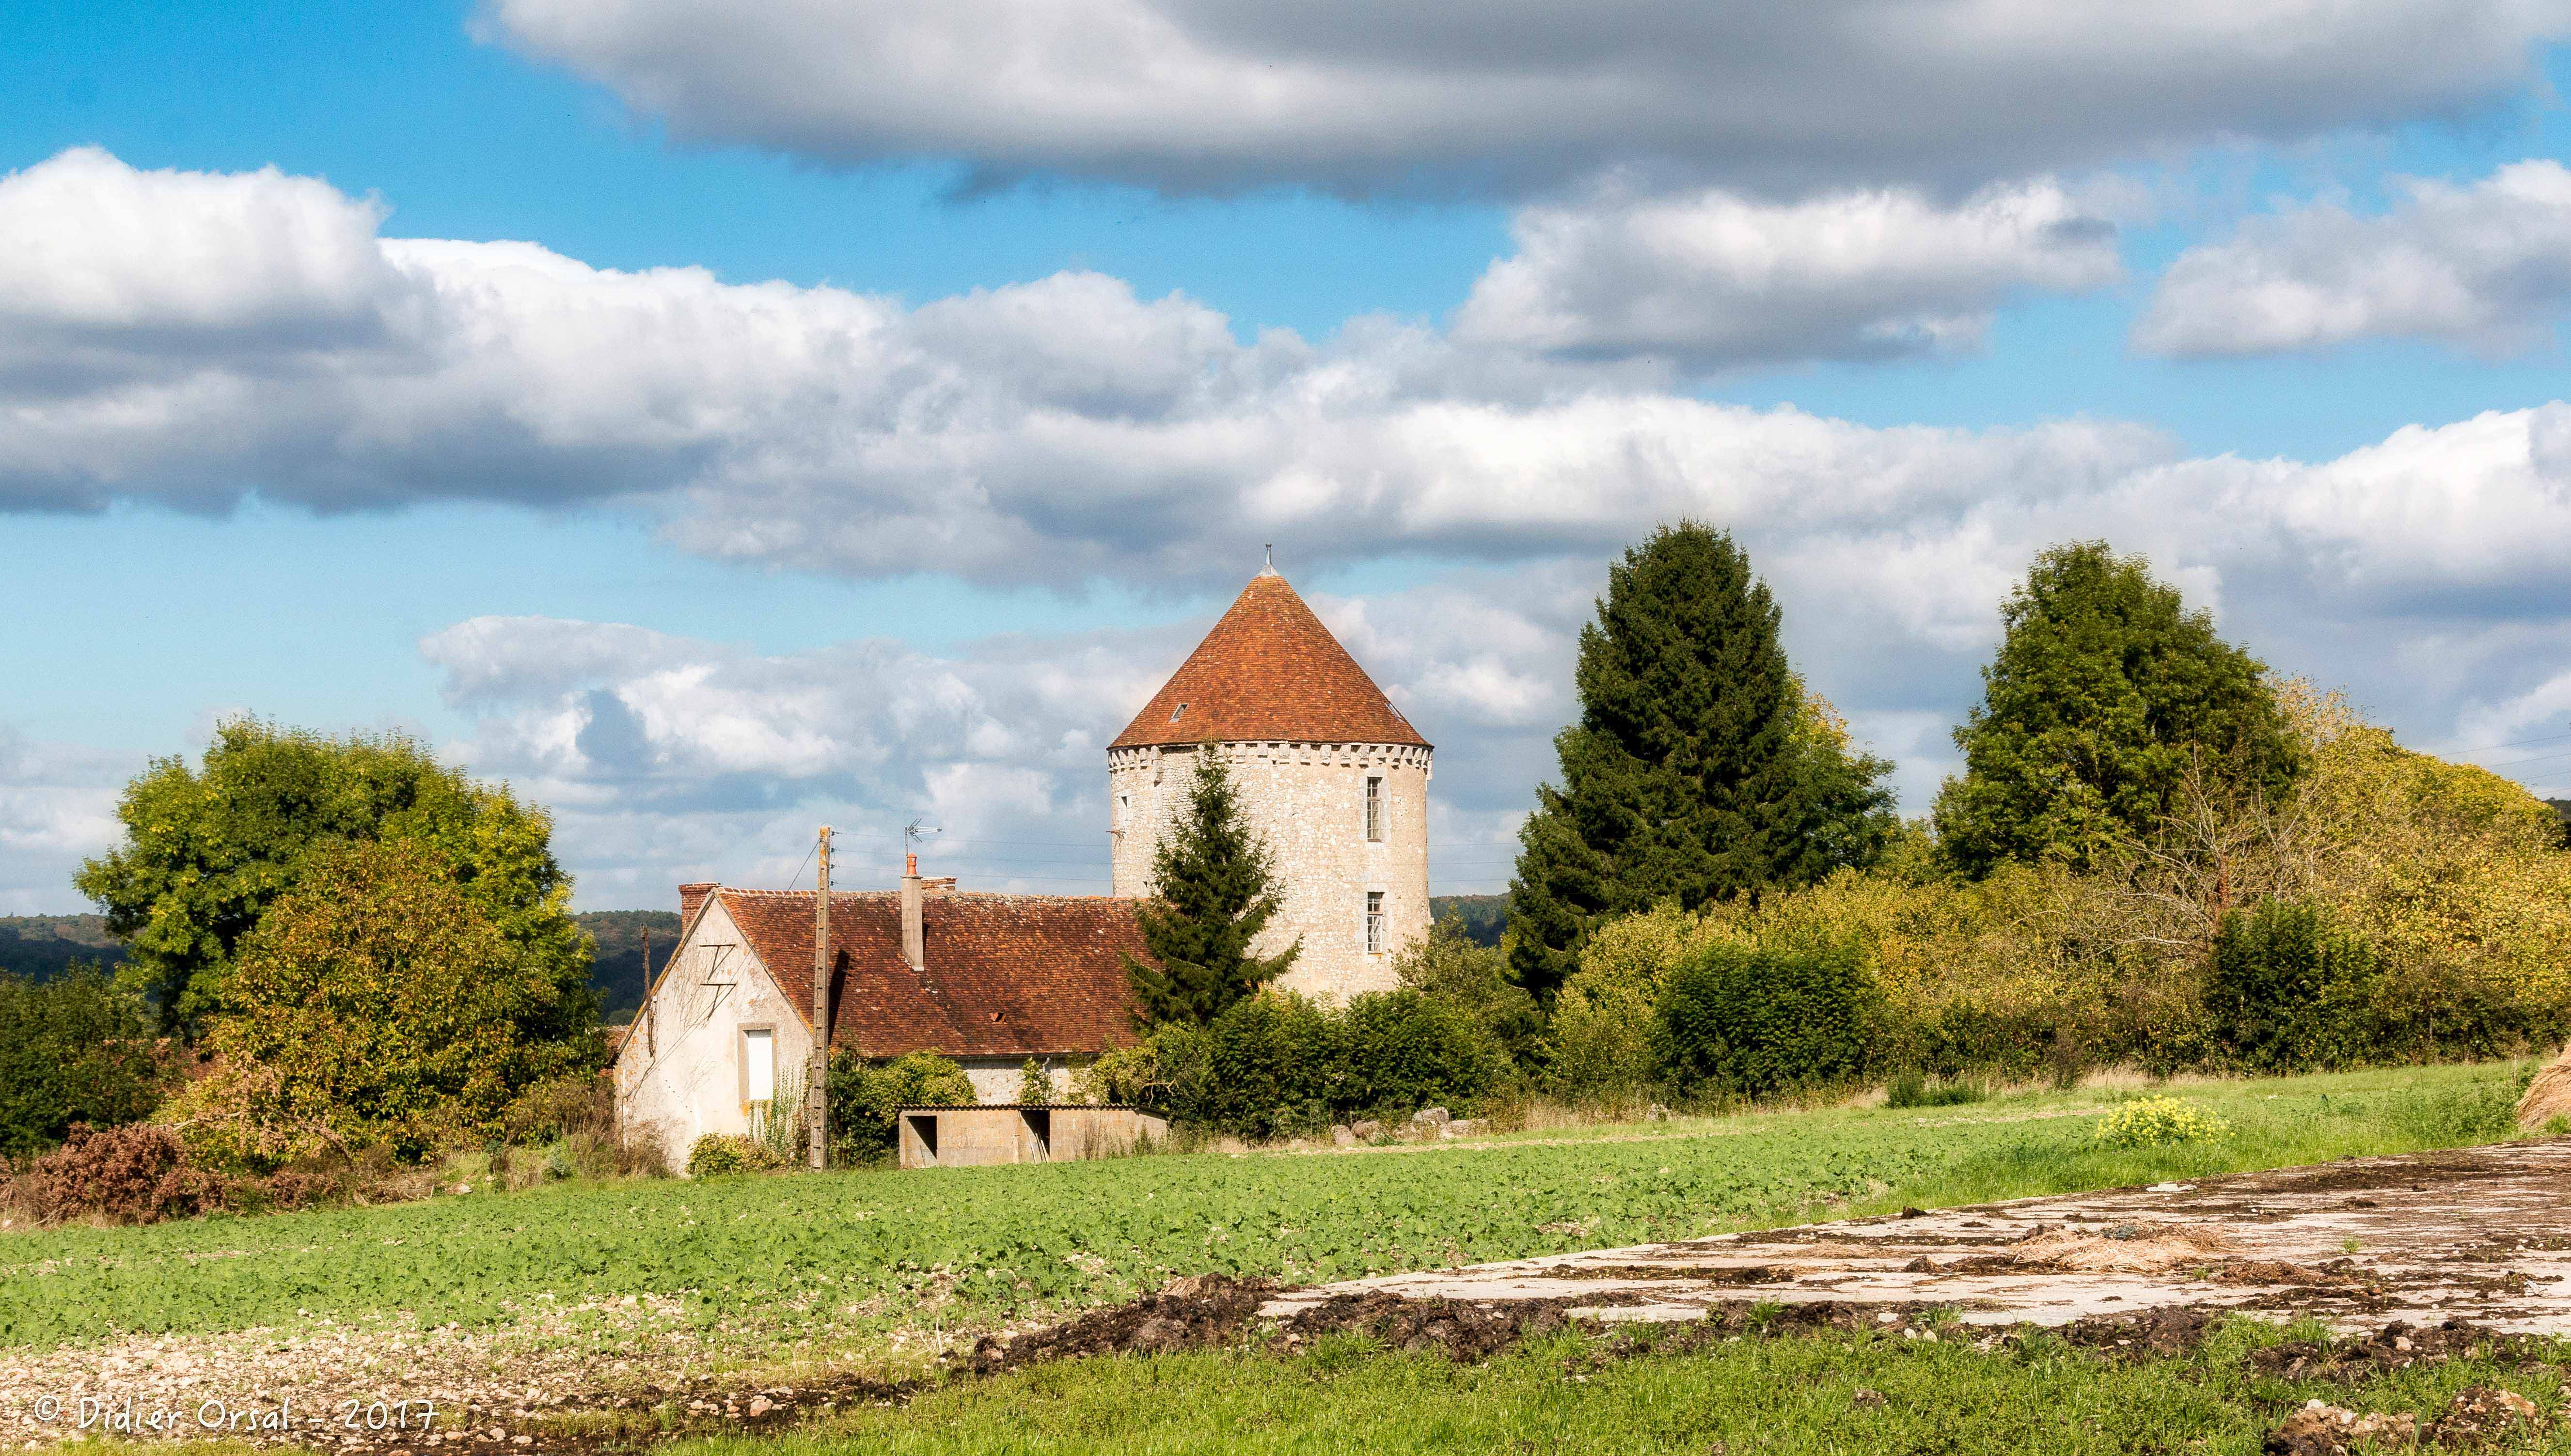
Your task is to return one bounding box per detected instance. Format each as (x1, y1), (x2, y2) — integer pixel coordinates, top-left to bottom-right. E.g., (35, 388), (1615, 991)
(903, 819), (940, 857)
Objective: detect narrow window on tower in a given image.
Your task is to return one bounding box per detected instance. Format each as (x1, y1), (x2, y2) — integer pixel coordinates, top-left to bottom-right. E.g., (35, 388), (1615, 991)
(1364, 775), (1383, 841)
(1365, 891), (1385, 955)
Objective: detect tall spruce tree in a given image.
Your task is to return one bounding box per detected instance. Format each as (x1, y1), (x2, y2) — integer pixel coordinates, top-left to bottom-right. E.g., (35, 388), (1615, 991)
(1932, 540), (2301, 877)
(1124, 747), (1299, 1025)
(1506, 523), (1893, 1004)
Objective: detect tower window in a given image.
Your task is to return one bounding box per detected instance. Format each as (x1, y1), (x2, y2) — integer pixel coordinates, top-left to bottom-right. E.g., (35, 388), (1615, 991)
(1365, 892), (1385, 954)
(1364, 775), (1384, 841)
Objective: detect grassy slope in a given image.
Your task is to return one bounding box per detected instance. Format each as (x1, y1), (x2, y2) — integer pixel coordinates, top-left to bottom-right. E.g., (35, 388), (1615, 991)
(669, 1320), (2569, 1456)
(0, 1063), (2526, 1361)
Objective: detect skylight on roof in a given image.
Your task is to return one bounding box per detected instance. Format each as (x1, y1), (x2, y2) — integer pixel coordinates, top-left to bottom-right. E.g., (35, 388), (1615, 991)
(1169, 703), (1187, 721)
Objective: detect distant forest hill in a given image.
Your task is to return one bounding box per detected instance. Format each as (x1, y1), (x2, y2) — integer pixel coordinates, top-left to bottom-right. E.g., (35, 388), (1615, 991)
(0, 915), (122, 981)
(1429, 894), (1505, 948)
(3, 897), (1508, 1024)
(0, 910), (680, 1024)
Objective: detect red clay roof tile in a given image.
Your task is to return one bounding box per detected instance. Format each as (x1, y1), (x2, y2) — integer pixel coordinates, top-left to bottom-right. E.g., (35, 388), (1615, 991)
(1111, 572), (1429, 750)
(717, 887), (1149, 1057)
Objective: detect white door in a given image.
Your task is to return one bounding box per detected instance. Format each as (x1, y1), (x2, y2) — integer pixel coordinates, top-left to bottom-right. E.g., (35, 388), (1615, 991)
(743, 1028), (775, 1105)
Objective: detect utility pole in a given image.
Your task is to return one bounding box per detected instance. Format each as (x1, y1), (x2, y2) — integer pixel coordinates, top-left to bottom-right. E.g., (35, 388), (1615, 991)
(810, 825), (832, 1170)
(640, 928), (655, 1057)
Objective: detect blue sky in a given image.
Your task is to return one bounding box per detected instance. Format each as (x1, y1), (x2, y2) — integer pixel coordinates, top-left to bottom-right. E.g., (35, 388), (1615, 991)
(7, 1), (2571, 909)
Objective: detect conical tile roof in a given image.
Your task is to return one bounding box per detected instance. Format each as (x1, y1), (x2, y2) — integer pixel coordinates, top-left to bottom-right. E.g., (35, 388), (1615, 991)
(1111, 571), (1430, 750)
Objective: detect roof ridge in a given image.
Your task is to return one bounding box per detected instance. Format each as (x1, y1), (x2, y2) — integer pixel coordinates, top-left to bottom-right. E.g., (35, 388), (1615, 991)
(721, 887), (1132, 903)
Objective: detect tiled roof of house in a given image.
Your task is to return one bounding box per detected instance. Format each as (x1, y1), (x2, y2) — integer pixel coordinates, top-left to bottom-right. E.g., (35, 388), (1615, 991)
(715, 887), (1149, 1057)
(1111, 570), (1430, 750)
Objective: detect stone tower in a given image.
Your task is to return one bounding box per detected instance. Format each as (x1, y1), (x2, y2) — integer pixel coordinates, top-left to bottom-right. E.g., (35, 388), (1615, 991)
(1108, 566), (1432, 1002)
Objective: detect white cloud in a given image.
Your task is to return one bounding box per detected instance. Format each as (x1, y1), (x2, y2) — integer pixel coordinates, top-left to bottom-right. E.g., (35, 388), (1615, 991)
(418, 613), (1187, 895)
(0, 146), (411, 348)
(1455, 177), (2123, 366)
(478, 0), (2571, 198)
(419, 578), (1592, 900)
(0, 726), (137, 916)
(2137, 160), (2571, 357)
(420, 376), (2571, 899)
(0, 147), (2174, 582)
(13, 146), (2571, 906)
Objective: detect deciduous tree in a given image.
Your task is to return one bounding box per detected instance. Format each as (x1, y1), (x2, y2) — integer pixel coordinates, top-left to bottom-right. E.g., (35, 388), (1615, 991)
(75, 719), (588, 1033)
(0, 965), (173, 1158)
(161, 840), (602, 1169)
(1934, 541), (2300, 877)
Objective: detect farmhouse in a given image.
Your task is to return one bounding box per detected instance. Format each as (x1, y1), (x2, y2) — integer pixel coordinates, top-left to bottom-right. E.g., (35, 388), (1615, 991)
(614, 874), (1150, 1165)
(614, 564), (1433, 1163)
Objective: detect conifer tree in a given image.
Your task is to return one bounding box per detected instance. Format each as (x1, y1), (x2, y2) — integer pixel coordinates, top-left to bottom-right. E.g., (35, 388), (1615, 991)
(1507, 523), (1892, 1004)
(1125, 747), (1299, 1025)
(1934, 540), (2301, 877)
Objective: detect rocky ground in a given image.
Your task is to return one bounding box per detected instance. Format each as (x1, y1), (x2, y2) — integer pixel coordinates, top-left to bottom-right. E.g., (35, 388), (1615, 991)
(1262, 1137), (2571, 1335)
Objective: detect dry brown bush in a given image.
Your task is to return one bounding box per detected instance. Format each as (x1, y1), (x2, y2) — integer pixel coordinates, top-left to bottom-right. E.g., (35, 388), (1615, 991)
(12, 1123), (219, 1225)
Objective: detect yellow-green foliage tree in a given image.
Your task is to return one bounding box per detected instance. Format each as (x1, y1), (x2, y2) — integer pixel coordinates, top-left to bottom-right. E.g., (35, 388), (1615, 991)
(1548, 905), (1739, 1096)
(1570, 681), (2571, 1085)
(2250, 685), (2571, 1059)
(162, 840), (605, 1170)
(77, 719), (589, 1035)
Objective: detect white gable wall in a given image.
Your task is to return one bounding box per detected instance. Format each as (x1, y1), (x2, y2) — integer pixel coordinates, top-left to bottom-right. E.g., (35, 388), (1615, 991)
(613, 896), (814, 1173)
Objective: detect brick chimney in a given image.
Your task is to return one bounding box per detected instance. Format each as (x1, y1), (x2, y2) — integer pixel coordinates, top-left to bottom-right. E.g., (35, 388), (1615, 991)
(899, 854), (925, 971)
(678, 882), (715, 925)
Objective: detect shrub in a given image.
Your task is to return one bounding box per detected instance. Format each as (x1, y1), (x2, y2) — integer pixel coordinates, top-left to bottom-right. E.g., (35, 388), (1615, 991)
(685, 1133), (781, 1178)
(1654, 940), (1879, 1096)
(1167, 992), (1342, 1138)
(1017, 1058), (1057, 1104)
(16, 1122), (216, 1225)
(2094, 1096), (2229, 1148)
(1885, 1072), (1987, 1109)
(1546, 907), (1724, 1099)
(826, 1050), (975, 1162)
(1115, 986), (1517, 1137)
(2207, 900), (2382, 1071)
(0, 965), (175, 1158)
(1393, 919), (1542, 1066)
(1340, 990), (1502, 1116)
(167, 839), (605, 1171)
(1072, 1043), (1166, 1106)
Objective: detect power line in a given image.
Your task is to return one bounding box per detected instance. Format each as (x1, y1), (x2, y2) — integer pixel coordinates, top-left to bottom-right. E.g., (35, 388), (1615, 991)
(2474, 748), (2571, 772)
(2450, 725), (2571, 755)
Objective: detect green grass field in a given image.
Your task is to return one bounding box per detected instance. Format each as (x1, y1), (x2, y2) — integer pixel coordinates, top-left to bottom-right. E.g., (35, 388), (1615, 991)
(0, 1062), (2530, 1368)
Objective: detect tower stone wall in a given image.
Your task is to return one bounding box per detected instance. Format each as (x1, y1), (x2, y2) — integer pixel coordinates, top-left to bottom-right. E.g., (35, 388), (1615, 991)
(1109, 740), (1431, 1003)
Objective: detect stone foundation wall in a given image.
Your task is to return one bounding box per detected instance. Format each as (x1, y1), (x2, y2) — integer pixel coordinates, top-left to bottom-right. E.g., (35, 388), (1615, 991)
(1108, 740), (1430, 1003)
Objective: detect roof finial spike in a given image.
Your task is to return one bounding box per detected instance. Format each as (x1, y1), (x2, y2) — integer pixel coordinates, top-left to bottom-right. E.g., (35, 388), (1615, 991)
(1259, 542), (1278, 577)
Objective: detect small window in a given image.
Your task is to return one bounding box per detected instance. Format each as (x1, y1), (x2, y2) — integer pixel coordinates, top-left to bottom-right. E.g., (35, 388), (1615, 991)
(1169, 702), (1187, 722)
(1365, 892), (1386, 955)
(1364, 775), (1384, 841)
(743, 1028), (774, 1103)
